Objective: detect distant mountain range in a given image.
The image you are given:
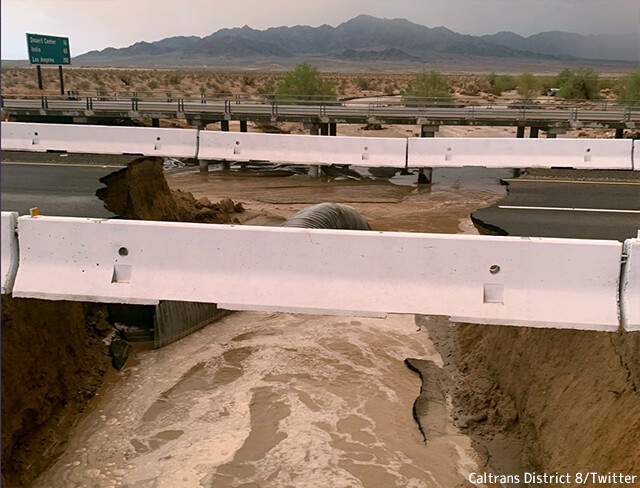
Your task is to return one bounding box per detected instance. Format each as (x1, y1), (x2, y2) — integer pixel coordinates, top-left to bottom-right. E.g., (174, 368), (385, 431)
(74, 15), (639, 66)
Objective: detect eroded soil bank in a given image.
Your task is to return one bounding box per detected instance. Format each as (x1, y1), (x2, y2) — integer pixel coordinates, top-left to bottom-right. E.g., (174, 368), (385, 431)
(424, 316), (640, 487)
(1, 297), (112, 487)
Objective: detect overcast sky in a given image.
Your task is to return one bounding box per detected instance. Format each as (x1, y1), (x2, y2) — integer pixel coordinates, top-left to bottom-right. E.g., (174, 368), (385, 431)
(2, 0), (639, 59)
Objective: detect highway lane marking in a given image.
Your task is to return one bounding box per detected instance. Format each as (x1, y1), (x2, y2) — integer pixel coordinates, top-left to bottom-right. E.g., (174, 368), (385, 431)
(499, 205), (640, 214)
(503, 178), (640, 186)
(1, 161), (126, 168)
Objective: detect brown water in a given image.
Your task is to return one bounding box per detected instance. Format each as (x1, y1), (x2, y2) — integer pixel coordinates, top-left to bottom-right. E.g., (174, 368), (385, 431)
(34, 166), (509, 488)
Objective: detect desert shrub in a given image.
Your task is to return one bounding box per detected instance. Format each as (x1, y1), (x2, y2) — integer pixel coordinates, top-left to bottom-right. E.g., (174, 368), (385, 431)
(148, 80), (159, 90)
(516, 72), (540, 100)
(617, 68), (640, 105)
(402, 71), (452, 106)
(274, 62), (337, 103)
(353, 75), (370, 90)
(241, 74), (255, 87)
(554, 69), (573, 88)
(557, 68), (600, 99)
(166, 72), (183, 86)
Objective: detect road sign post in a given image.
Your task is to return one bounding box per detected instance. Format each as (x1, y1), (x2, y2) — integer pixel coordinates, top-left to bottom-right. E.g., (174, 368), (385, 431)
(26, 33), (70, 94)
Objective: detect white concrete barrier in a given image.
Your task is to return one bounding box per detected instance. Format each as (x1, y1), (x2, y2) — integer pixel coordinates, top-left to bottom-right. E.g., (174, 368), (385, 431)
(1, 212), (19, 294)
(633, 140), (640, 171)
(1, 122), (198, 158)
(12, 216), (623, 331)
(408, 138), (633, 170)
(621, 233), (640, 331)
(198, 131), (407, 168)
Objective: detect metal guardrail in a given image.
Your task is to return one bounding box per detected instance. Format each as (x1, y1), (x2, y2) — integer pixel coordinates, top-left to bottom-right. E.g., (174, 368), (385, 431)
(2, 91), (640, 111)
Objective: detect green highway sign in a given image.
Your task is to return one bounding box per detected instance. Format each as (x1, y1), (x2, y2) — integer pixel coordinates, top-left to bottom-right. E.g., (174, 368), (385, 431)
(26, 33), (71, 65)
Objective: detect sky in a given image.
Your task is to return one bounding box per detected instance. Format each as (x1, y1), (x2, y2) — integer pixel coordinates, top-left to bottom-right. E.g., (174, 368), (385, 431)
(2, 0), (639, 59)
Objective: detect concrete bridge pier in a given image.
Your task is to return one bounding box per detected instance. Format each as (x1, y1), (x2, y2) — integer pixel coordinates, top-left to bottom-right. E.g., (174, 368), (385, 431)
(152, 118), (160, 128)
(240, 120), (248, 133)
(309, 123), (320, 136)
(615, 128), (624, 139)
(199, 160), (209, 173)
(516, 126), (525, 138)
(221, 120), (230, 132)
(329, 123), (337, 136)
(530, 127), (540, 138)
(417, 167), (433, 185)
(420, 125), (439, 138)
(309, 165), (320, 178)
(320, 123), (329, 136)
(545, 128), (566, 139)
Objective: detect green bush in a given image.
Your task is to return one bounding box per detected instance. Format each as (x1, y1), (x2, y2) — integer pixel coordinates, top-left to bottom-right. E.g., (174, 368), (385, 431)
(617, 68), (640, 105)
(556, 68), (600, 99)
(516, 72), (540, 100)
(274, 62), (336, 103)
(353, 75), (370, 90)
(402, 71), (452, 105)
(486, 73), (517, 95)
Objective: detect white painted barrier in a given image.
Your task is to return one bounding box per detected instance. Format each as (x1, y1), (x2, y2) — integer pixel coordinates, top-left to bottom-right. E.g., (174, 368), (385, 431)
(1, 212), (19, 294)
(1, 122), (198, 158)
(407, 138), (634, 170)
(11, 216), (623, 331)
(634, 140), (640, 171)
(621, 233), (640, 332)
(198, 131), (407, 168)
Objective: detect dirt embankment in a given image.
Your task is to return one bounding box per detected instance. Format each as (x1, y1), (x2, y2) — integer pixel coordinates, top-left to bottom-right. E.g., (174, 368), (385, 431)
(96, 157), (243, 222)
(2, 157), (244, 486)
(1, 298), (112, 487)
(454, 324), (640, 484)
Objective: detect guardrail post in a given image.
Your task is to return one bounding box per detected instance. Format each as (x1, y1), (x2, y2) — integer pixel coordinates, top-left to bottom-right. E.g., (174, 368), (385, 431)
(41, 96), (48, 109)
(224, 100), (231, 115)
(201, 93), (206, 104)
(177, 99), (184, 113)
(131, 92), (139, 111)
(86, 97), (93, 110)
(271, 101), (278, 116)
(624, 107), (631, 122)
(368, 103), (374, 118)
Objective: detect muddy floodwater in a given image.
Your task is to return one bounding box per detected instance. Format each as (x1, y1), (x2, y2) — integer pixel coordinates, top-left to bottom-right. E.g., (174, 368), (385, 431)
(35, 166), (510, 487)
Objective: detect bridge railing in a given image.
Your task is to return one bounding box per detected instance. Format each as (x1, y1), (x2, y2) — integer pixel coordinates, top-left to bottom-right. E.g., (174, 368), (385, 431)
(3, 91), (640, 112)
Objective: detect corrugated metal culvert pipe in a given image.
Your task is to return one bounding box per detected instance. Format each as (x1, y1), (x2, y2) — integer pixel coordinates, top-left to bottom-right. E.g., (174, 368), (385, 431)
(281, 202), (371, 230)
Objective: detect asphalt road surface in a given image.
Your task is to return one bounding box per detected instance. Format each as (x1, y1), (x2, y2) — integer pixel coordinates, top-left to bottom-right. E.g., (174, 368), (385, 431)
(472, 175), (640, 241)
(1, 155), (126, 217)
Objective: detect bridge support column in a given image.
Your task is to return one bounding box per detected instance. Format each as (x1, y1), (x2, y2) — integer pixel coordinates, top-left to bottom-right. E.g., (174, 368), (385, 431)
(417, 167), (433, 184)
(320, 123), (329, 136)
(309, 123), (320, 136)
(221, 120), (230, 132)
(516, 126), (525, 138)
(615, 128), (624, 139)
(530, 127), (539, 138)
(222, 161), (231, 171)
(199, 160), (208, 173)
(240, 120), (248, 133)
(309, 165), (320, 178)
(545, 128), (566, 139)
(152, 118), (160, 128)
(329, 123), (337, 136)
(420, 125), (439, 138)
